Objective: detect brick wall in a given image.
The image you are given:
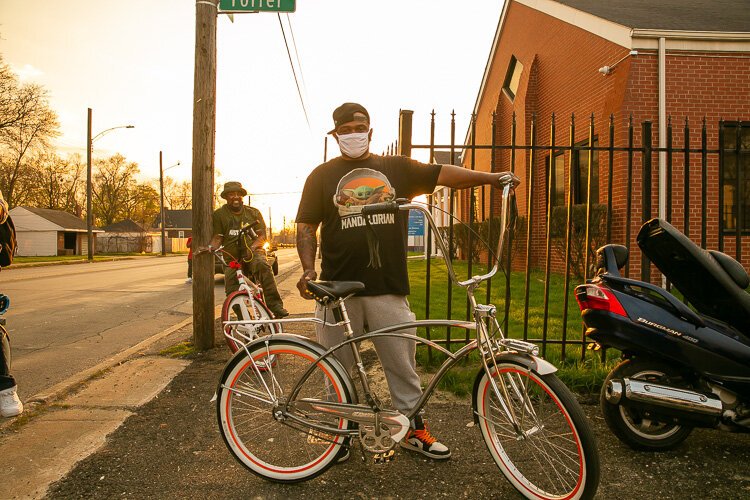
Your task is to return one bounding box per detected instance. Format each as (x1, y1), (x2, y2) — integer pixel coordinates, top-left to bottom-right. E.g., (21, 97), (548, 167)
(467, 0), (750, 276)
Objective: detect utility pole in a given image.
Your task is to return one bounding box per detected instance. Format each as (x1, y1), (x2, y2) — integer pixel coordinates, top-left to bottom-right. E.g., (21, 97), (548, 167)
(192, 0), (218, 350)
(268, 206), (272, 242)
(159, 151), (166, 256)
(86, 108), (94, 262)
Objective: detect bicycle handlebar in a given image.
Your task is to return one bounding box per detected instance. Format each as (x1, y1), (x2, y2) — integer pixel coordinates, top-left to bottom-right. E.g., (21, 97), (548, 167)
(379, 180), (517, 291)
(361, 200), (403, 215)
(239, 221), (260, 240)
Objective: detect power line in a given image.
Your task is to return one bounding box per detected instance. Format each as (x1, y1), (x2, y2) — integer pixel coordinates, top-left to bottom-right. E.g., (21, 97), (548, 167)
(277, 13), (310, 128)
(284, 13), (307, 92)
(248, 191), (302, 196)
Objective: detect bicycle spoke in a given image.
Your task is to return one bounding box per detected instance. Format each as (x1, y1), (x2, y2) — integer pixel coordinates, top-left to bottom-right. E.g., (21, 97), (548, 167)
(477, 365), (590, 499)
(218, 341), (352, 481)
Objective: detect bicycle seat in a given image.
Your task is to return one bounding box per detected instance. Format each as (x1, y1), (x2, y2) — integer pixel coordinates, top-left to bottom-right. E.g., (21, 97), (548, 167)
(306, 280), (365, 303)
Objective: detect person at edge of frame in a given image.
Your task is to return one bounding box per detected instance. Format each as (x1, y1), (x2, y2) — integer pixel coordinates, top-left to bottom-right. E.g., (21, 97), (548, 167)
(295, 102), (518, 461)
(208, 181), (288, 318)
(185, 235), (193, 284)
(0, 188), (22, 418)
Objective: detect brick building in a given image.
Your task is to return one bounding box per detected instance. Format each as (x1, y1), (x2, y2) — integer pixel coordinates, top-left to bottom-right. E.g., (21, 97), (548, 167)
(463, 0), (750, 277)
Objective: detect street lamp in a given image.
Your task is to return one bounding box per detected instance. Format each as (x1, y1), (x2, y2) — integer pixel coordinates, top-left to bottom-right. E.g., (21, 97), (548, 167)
(159, 151), (181, 256)
(86, 107), (135, 262)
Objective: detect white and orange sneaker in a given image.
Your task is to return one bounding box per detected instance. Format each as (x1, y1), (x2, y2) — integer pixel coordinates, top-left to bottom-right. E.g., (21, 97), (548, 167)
(400, 416), (451, 460)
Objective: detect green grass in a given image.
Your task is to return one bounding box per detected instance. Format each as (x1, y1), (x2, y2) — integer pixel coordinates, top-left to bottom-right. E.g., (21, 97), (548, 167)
(13, 252), (184, 264)
(159, 341), (199, 359)
(407, 257), (621, 395)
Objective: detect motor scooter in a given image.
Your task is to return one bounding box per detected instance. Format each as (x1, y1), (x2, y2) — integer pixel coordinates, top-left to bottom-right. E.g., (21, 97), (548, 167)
(575, 218), (750, 450)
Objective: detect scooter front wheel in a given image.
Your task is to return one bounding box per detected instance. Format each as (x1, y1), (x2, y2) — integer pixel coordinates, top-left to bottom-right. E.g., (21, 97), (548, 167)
(601, 358), (693, 451)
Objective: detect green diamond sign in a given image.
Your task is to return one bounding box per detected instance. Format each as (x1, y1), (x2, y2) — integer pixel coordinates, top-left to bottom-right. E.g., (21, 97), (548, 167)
(219, 0), (296, 12)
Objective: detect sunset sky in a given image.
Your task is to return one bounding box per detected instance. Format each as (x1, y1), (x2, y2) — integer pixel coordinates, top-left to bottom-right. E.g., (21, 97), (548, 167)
(0, 0), (503, 228)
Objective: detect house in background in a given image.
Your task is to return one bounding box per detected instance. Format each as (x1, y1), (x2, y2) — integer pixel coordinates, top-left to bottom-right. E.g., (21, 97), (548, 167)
(152, 209), (192, 253)
(100, 219), (158, 253)
(9, 206), (102, 256)
(462, 0), (750, 275)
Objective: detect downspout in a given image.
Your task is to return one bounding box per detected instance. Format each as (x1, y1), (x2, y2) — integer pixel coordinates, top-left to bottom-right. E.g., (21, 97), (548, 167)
(658, 37), (666, 220)
(658, 37), (667, 288)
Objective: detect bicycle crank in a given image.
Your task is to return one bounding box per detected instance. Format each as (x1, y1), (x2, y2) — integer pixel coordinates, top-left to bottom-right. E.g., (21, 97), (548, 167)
(295, 399), (411, 452)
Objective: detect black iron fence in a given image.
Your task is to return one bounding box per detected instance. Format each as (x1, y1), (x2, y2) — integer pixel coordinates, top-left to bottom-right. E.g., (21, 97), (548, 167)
(394, 110), (749, 362)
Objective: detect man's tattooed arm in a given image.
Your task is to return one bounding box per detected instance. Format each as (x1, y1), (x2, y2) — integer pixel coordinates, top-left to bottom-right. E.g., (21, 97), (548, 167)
(296, 222), (319, 298)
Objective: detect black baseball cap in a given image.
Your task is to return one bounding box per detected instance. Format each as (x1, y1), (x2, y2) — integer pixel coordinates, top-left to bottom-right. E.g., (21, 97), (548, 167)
(328, 102), (370, 134)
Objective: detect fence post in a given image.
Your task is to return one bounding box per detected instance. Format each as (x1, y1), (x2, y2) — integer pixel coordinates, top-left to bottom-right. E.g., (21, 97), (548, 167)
(641, 121), (652, 283)
(719, 119), (725, 252)
(398, 109), (413, 157)
(736, 121), (743, 263)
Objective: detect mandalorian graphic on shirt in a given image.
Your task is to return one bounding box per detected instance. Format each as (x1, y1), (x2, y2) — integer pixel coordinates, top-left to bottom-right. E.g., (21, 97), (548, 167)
(296, 154), (441, 296)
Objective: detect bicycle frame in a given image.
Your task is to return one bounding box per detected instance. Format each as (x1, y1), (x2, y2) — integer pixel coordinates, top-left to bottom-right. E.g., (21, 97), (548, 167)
(222, 181), (557, 439)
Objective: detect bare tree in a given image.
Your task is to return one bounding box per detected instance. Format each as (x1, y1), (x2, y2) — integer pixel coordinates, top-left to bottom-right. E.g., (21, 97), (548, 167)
(0, 57), (59, 208)
(163, 176), (192, 210)
(31, 152), (85, 214)
(92, 154), (140, 226)
(124, 182), (160, 227)
(0, 56), (50, 131)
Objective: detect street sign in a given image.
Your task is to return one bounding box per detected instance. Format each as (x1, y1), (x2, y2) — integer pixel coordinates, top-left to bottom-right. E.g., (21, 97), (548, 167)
(219, 0), (296, 13)
(408, 210), (425, 237)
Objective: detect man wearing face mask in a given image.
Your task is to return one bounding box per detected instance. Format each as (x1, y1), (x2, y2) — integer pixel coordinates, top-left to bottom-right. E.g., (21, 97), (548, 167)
(295, 102), (518, 462)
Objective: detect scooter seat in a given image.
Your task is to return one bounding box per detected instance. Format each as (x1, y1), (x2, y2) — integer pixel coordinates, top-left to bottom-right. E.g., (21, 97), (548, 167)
(638, 218), (750, 335)
(709, 250), (750, 289)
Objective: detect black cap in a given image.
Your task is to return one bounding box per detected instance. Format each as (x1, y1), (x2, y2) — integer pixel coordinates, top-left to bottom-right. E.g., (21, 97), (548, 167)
(328, 102), (370, 134)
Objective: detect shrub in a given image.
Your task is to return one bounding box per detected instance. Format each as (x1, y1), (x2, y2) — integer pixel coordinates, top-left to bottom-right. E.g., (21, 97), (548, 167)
(550, 204), (608, 279)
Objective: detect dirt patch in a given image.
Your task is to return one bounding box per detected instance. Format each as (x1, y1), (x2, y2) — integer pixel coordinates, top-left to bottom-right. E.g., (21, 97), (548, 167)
(46, 319), (750, 499)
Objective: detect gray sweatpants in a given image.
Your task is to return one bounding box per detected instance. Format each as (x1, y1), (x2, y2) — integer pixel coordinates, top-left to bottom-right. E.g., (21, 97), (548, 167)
(314, 295), (422, 414)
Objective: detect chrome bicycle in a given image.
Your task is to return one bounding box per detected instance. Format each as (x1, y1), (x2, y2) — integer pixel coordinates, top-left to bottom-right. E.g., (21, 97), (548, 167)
(215, 180), (600, 499)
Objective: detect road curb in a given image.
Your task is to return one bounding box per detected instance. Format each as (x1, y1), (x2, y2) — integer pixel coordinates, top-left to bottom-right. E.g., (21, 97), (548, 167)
(0, 304), (221, 434)
(29, 305), (221, 405)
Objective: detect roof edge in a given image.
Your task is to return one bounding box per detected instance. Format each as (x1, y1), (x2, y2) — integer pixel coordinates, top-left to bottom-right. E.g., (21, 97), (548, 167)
(516, 0), (632, 48)
(633, 29), (750, 40)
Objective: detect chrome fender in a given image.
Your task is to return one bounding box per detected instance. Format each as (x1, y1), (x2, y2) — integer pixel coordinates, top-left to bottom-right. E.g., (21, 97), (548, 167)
(471, 352), (558, 423)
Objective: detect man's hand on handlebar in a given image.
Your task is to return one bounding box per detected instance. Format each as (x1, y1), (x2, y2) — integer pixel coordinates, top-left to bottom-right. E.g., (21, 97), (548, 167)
(495, 171), (520, 189)
(297, 269), (317, 299)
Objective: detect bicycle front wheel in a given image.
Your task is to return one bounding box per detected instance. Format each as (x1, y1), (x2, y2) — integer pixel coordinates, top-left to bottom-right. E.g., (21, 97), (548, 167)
(474, 361), (600, 500)
(221, 290), (278, 353)
(217, 337), (355, 483)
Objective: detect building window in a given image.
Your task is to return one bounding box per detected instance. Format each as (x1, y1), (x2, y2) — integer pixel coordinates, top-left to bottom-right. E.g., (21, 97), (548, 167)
(546, 152), (566, 207)
(572, 138), (599, 204)
(178, 231), (184, 238)
(721, 122), (750, 232)
(502, 56), (523, 101)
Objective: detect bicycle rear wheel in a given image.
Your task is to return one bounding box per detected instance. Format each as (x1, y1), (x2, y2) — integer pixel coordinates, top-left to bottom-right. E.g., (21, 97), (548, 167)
(217, 337), (355, 483)
(221, 290), (278, 353)
(474, 361), (600, 499)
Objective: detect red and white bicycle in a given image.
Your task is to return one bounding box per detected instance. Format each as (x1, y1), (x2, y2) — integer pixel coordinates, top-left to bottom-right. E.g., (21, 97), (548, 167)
(199, 225), (280, 354)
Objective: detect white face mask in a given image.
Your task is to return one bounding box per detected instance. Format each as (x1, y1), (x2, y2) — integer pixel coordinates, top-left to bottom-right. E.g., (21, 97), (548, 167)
(337, 131), (369, 158)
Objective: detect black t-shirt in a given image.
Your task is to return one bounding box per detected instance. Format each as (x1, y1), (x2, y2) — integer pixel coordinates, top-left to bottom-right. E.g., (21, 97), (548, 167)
(296, 154), (441, 296)
(212, 204), (265, 261)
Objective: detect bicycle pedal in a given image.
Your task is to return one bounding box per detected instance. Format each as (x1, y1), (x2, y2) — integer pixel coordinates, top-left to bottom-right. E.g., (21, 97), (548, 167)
(372, 449), (395, 464)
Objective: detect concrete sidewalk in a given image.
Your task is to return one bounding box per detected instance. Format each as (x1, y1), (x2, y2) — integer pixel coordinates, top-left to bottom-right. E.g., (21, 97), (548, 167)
(0, 264), (310, 499)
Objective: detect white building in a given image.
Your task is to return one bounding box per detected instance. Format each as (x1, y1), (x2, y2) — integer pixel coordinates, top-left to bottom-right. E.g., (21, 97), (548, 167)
(9, 207), (101, 256)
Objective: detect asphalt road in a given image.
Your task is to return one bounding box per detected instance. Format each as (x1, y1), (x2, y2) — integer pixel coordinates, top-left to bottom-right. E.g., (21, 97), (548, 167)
(0, 248), (300, 401)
